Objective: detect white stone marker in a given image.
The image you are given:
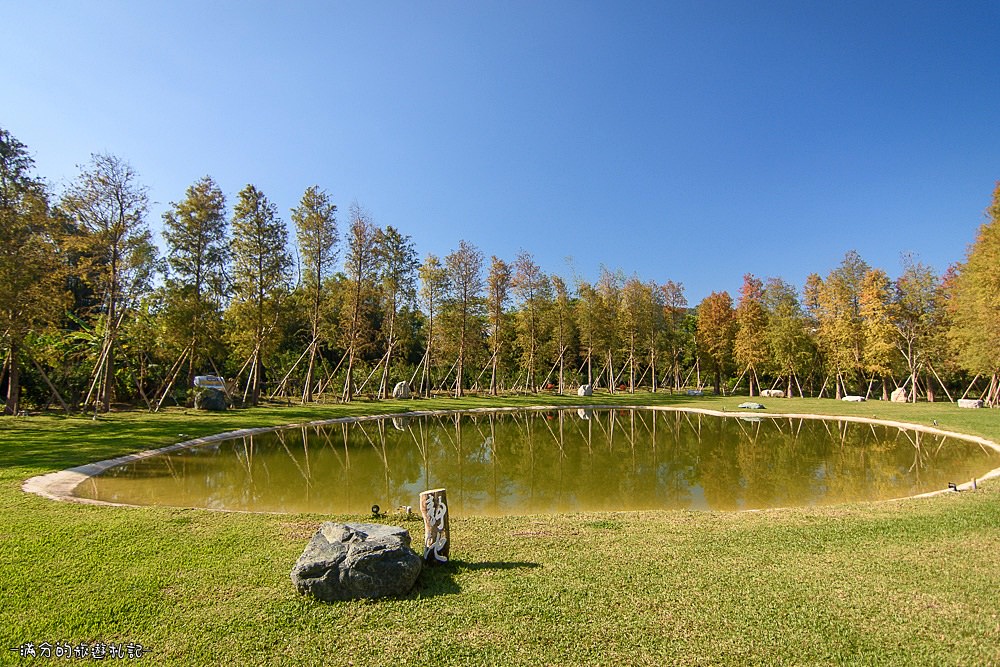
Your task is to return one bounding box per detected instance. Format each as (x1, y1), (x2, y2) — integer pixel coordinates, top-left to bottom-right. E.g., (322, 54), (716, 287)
(419, 488), (450, 563)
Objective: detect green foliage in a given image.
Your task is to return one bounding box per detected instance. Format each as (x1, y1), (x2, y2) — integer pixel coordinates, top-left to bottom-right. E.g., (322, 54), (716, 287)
(805, 251), (871, 395)
(512, 251), (552, 391)
(859, 268), (896, 383)
(441, 240), (485, 396)
(59, 152), (156, 410)
(374, 226), (419, 397)
(0, 127), (68, 412)
(418, 254), (448, 396)
(291, 186), (339, 402)
(949, 182), (1000, 383)
(1, 132), (998, 412)
(761, 277), (812, 394)
(160, 176), (229, 381)
(340, 203), (380, 401)
(228, 184), (292, 404)
(486, 256), (513, 394)
(697, 290), (735, 393)
(733, 273), (768, 393)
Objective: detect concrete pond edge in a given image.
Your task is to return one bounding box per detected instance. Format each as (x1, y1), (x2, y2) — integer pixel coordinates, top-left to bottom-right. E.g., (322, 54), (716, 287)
(21, 404), (1000, 511)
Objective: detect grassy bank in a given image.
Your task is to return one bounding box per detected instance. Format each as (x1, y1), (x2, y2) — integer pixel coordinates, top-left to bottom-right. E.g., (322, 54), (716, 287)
(2, 394), (999, 665)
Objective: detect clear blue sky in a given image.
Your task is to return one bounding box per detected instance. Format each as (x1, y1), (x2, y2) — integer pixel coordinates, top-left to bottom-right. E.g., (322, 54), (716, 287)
(3, 1), (998, 304)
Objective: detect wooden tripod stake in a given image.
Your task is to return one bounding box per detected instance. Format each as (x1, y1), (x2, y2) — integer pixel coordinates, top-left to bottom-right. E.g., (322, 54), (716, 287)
(419, 488), (450, 564)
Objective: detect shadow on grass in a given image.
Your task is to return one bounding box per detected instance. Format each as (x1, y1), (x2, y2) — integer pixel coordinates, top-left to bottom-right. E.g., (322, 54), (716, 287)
(410, 559), (542, 599)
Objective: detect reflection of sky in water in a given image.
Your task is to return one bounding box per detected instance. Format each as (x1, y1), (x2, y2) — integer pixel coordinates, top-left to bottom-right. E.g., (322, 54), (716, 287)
(74, 409), (1000, 516)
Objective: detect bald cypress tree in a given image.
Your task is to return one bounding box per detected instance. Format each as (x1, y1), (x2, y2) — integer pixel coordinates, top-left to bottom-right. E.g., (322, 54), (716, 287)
(859, 268), (895, 400)
(762, 277), (811, 398)
(291, 185), (338, 403)
(161, 176), (229, 390)
(0, 128), (67, 414)
(696, 291), (735, 395)
(512, 251), (550, 393)
(804, 251), (870, 397)
(894, 257), (948, 402)
(418, 254), (447, 397)
(375, 225), (418, 398)
(229, 185), (291, 405)
(486, 256), (512, 395)
(61, 153), (155, 411)
(340, 203), (379, 403)
(949, 182), (1000, 405)
(441, 240), (484, 397)
(733, 274), (768, 396)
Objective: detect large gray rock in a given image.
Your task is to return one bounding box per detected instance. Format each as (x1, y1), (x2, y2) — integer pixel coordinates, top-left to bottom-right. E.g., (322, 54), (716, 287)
(291, 522), (422, 602)
(577, 384), (593, 397)
(760, 389), (784, 398)
(958, 398), (983, 409)
(891, 387), (907, 403)
(194, 387), (227, 411)
(392, 381), (411, 399)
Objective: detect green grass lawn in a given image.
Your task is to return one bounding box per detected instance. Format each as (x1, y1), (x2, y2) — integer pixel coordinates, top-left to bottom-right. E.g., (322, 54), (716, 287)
(2, 394), (999, 666)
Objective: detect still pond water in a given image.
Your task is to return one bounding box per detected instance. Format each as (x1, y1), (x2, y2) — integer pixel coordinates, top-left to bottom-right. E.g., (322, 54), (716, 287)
(74, 408), (1000, 515)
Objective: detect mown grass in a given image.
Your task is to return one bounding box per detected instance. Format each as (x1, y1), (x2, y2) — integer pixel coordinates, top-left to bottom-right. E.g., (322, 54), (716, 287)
(2, 394), (999, 665)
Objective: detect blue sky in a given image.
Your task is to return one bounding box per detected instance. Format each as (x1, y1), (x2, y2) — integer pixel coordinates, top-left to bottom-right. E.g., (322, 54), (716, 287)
(3, 1), (998, 304)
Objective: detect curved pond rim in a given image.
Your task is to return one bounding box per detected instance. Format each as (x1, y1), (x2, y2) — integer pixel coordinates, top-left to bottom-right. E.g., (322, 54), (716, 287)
(22, 404), (1000, 513)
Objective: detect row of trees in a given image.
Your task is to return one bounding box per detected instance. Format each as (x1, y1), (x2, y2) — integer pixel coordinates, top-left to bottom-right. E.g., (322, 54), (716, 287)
(3, 125), (1000, 414)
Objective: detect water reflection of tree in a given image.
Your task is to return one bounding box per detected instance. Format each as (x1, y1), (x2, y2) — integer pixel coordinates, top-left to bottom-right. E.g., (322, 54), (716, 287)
(93, 410), (1000, 514)
(696, 416), (743, 511)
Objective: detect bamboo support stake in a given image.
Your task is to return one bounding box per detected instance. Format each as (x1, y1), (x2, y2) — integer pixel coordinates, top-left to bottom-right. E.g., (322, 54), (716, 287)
(28, 355), (70, 414)
(409, 348), (429, 388)
(927, 365), (955, 403)
(960, 374), (981, 401)
(269, 341), (313, 399)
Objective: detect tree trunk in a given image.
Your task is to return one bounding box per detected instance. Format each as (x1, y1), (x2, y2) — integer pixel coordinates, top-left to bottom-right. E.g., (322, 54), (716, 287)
(251, 348), (262, 406)
(607, 349), (614, 394)
(424, 315), (434, 398)
(559, 348), (565, 395)
(186, 348), (196, 400)
(490, 342), (499, 396)
(629, 346), (635, 393)
(650, 348), (656, 393)
(344, 349), (355, 403)
(101, 341), (114, 412)
(455, 344), (465, 398)
(5, 342), (19, 415)
(302, 339), (317, 404)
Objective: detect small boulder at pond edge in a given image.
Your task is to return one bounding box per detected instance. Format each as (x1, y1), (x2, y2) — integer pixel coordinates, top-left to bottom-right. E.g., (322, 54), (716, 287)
(577, 384), (593, 397)
(738, 402), (765, 410)
(291, 522), (422, 602)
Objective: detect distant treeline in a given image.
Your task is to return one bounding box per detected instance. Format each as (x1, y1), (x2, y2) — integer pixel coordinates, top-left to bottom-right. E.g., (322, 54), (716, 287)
(2, 126), (999, 413)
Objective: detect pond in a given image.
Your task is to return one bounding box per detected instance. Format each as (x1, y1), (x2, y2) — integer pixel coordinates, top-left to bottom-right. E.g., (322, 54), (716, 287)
(73, 408), (1000, 515)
